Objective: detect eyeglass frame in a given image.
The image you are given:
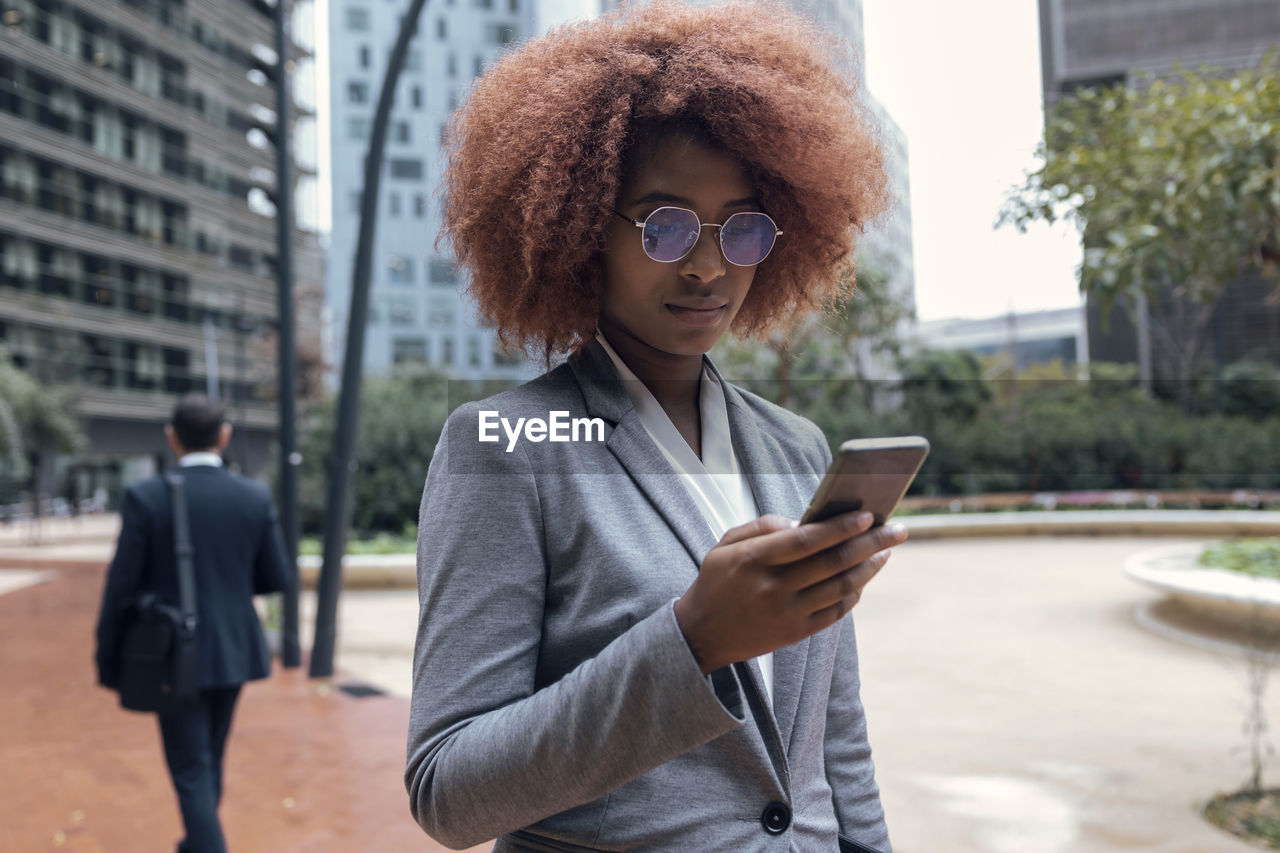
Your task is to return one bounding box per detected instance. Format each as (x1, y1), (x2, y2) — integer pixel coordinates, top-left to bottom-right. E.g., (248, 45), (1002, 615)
(612, 206), (784, 267)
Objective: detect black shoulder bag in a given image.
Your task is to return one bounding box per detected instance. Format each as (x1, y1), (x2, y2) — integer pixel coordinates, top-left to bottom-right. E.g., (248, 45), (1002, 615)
(117, 473), (199, 713)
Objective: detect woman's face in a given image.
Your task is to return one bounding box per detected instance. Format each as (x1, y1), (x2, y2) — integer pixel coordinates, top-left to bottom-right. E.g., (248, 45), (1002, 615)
(600, 134), (760, 359)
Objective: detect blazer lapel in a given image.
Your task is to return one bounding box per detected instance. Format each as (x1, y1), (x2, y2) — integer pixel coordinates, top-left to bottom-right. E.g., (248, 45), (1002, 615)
(718, 368), (813, 749)
(569, 342), (719, 566)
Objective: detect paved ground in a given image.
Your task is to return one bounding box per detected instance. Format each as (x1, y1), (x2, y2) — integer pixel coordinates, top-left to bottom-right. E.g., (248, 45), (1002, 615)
(0, 517), (1266, 851)
(282, 536), (1264, 852)
(0, 559), (486, 853)
(858, 536), (1256, 853)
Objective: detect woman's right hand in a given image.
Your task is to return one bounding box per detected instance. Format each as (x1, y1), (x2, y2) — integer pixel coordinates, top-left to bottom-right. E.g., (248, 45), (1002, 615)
(673, 511), (907, 674)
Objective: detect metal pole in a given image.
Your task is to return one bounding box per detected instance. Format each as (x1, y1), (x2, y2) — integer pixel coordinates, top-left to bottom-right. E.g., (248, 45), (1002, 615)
(1136, 290), (1153, 395)
(274, 0), (302, 668)
(310, 0), (429, 678)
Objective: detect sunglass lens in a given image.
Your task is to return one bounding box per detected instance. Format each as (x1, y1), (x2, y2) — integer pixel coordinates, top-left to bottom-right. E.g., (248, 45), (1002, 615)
(642, 207), (701, 262)
(721, 213), (778, 266)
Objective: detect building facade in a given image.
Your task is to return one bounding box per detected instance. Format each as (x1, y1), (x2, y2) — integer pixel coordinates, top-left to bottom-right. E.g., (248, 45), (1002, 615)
(325, 0), (536, 382)
(1039, 0), (1280, 100)
(914, 306), (1089, 372)
(0, 0), (321, 506)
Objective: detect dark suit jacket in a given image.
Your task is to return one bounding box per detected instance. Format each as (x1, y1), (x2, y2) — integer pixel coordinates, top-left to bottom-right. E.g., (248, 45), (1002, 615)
(95, 464), (292, 690)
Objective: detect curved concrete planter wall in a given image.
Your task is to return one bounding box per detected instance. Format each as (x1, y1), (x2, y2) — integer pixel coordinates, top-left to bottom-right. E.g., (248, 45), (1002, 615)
(1124, 542), (1280, 630)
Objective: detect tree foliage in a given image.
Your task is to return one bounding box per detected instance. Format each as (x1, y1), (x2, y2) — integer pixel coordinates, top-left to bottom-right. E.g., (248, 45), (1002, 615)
(296, 367), (455, 536)
(714, 259), (914, 413)
(0, 354), (84, 486)
(1000, 53), (1280, 389)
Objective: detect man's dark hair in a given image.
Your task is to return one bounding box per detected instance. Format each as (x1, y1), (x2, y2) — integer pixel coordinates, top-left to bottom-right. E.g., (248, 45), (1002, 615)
(170, 393), (226, 451)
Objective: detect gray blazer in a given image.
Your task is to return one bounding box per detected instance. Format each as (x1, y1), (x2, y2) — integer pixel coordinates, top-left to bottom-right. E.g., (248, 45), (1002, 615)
(406, 340), (891, 853)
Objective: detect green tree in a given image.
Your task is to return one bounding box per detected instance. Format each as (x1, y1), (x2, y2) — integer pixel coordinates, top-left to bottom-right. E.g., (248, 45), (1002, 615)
(0, 353), (85, 505)
(713, 259), (913, 414)
(297, 366), (454, 536)
(1000, 53), (1280, 404)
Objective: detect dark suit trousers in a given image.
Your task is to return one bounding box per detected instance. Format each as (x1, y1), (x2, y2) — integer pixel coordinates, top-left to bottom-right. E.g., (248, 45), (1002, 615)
(158, 685), (242, 853)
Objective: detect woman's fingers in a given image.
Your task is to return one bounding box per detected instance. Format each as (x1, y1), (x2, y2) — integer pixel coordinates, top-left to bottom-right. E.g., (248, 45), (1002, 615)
(716, 514), (796, 548)
(740, 509), (877, 566)
(799, 549), (894, 627)
(771, 521), (907, 594)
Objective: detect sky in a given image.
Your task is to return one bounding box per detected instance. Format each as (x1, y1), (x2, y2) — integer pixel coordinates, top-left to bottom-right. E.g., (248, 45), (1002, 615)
(306, 0), (1086, 323)
(861, 0), (1084, 321)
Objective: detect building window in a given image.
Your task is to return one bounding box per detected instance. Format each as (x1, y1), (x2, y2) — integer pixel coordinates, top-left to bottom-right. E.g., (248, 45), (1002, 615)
(350, 190), (362, 213)
(389, 193), (401, 217)
(509, 0), (519, 11)
(414, 194), (426, 217)
(389, 297), (415, 326)
(389, 158), (422, 179)
(428, 306), (452, 328)
(411, 86), (422, 108)
(348, 117), (370, 139)
(393, 338), (428, 365)
(436, 18), (447, 39)
(474, 55), (484, 77)
(81, 334), (117, 388)
(442, 337), (455, 366)
(393, 121), (411, 143)
(228, 245), (255, 272)
(468, 336), (481, 367)
(475, 0), (493, 8)
(359, 45), (370, 68)
(348, 81), (368, 103)
(485, 23), (516, 45)
(388, 254), (413, 283)
(446, 52), (457, 77)
(429, 258), (457, 285)
(346, 8), (370, 30)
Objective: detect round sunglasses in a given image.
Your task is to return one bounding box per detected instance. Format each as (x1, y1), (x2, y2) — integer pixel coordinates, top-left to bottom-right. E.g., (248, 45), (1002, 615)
(613, 206), (783, 267)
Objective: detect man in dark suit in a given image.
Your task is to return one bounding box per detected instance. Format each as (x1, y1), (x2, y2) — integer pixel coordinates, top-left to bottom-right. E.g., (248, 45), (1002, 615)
(95, 393), (292, 853)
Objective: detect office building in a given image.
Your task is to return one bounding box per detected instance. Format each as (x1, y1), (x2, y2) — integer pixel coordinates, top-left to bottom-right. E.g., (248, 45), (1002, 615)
(325, 0), (536, 381)
(914, 306), (1088, 372)
(1039, 0), (1280, 99)
(0, 0), (321, 504)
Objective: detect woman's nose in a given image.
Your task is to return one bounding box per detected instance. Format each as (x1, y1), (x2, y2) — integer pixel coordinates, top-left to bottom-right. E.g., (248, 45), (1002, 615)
(679, 227), (726, 282)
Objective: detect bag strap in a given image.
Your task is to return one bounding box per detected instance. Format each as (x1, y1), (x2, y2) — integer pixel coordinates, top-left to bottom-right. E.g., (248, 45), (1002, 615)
(165, 472), (198, 638)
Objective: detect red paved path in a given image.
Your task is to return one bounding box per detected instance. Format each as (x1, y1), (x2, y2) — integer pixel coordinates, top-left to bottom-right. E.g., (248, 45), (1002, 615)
(0, 562), (488, 852)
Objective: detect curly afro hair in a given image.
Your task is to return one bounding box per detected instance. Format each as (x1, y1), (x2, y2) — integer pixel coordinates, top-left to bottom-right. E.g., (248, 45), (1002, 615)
(442, 0), (889, 359)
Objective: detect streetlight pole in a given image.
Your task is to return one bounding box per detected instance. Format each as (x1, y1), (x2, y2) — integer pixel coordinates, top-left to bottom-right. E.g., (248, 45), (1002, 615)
(273, 0), (301, 668)
(310, 0), (430, 679)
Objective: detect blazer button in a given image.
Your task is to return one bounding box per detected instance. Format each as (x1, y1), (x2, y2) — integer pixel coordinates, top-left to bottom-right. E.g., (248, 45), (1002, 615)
(760, 801), (791, 834)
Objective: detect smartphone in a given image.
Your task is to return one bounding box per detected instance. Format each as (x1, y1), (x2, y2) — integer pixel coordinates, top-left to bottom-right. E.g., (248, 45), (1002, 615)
(800, 436), (931, 526)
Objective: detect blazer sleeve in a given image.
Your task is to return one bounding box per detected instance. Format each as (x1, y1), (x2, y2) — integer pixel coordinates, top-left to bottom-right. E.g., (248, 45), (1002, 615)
(94, 486), (149, 688)
(405, 407), (747, 850)
(825, 612), (892, 852)
(253, 497), (292, 596)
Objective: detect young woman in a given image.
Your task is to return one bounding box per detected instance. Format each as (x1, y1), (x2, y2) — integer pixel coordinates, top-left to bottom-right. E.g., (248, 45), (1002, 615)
(406, 3), (901, 851)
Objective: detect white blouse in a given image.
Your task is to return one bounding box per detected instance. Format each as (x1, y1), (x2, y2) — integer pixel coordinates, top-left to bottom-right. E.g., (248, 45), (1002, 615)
(595, 331), (773, 704)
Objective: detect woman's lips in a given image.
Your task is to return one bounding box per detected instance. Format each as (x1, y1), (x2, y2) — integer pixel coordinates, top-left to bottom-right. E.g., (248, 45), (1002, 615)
(666, 304), (727, 327)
